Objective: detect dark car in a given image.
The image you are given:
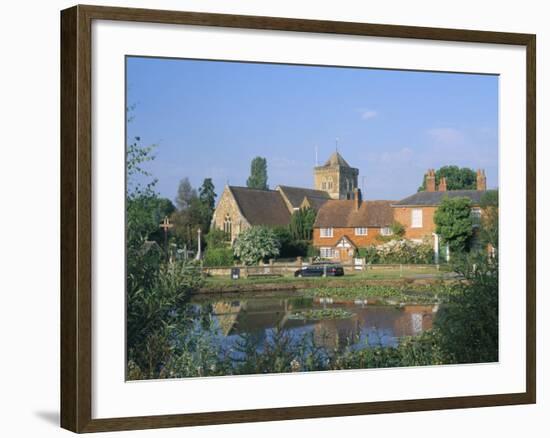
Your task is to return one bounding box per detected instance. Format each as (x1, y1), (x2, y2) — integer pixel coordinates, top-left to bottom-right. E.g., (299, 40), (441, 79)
(294, 262), (344, 277)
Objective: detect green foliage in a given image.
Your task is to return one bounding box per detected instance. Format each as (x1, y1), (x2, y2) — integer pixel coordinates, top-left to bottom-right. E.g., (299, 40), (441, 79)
(198, 178), (217, 232)
(433, 251), (498, 363)
(172, 178), (217, 248)
(233, 226), (280, 265)
(175, 177), (197, 210)
(418, 165), (477, 191)
(204, 228), (228, 250)
(203, 247), (234, 267)
(289, 207), (316, 241)
(434, 197), (474, 253)
(363, 239), (434, 264)
(246, 156), (268, 190)
(126, 261), (204, 378)
(479, 190), (499, 250)
(376, 221), (406, 243)
(273, 226), (308, 258)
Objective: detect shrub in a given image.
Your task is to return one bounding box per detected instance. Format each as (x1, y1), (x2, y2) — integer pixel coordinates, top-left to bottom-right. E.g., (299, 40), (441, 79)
(233, 226), (280, 265)
(204, 228), (228, 249)
(361, 239), (433, 264)
(203, 247), (234, 267)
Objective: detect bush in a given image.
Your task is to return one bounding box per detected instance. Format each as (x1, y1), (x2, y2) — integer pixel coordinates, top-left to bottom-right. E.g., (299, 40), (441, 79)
(360, 239), (433, 264)
(203, 247), (234, 267)
(233, 226), (280, 265)
(205, 228), (228, 249)
(273, 226), (308, 258)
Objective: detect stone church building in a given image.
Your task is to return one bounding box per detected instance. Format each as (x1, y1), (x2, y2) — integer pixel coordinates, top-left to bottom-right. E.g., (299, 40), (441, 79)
(210, 151), (355, 242)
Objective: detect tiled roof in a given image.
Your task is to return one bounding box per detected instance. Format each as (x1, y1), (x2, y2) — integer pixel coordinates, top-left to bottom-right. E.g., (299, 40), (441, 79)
(314, 200), (394, 228)
(392, 190), (496, 207)
(277, 185), (330, 210)
(228, 186), (291, 227)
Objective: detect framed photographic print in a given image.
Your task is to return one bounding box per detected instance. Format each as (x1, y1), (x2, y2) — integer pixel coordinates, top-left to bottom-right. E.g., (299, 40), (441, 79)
(60, 4), (536, 433)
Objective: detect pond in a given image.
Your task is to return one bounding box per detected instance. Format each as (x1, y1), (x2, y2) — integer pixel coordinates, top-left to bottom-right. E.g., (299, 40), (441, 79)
(190, 290), (437, 355)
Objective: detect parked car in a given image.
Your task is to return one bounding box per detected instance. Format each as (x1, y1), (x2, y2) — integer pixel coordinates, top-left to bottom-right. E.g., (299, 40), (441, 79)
(294, 262), (344, 277)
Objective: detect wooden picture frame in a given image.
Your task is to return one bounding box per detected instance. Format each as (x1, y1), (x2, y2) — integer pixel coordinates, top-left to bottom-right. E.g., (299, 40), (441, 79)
(60, 4), (536, 433)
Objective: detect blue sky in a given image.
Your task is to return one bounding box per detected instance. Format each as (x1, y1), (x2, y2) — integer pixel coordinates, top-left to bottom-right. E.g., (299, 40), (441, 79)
(126, 56), (498, 202)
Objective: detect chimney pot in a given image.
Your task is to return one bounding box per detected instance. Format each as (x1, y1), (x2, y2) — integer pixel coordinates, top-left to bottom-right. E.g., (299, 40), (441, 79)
(426, 169), (436, 192)
(438, 177), (447, 192)
(476, 169), (487, 191)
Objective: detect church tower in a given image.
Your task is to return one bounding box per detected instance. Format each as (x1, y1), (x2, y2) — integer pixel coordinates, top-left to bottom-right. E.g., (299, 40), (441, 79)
(314, 151), (359, 200)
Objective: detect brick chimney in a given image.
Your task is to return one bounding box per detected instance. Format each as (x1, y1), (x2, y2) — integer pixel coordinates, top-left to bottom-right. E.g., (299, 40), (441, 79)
(476, 169), (487, 191)
(426, 169), (436, 192)
(438, 176), (447, 192)
(354, 188), (362, 210)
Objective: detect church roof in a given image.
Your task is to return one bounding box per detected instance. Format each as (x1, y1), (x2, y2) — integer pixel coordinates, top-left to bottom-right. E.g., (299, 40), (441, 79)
(321, 151), (351, 168)
(276, 185), (330, 210)
(314, 200), (394, 228)
(392, 189), (496, 207)
(228, 186), (291, 227)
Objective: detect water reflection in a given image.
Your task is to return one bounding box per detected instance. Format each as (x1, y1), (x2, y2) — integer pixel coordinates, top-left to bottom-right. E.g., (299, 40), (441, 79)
(191, 291), (436, 352)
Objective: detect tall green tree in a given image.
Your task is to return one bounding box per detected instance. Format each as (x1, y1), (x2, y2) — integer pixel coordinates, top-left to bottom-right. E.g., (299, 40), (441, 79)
(289, 207), (316, 241)
(434, 197), (474, 253)
(418, 165), (477, 191)
(246, 156), (268, 190)
(175, 177), (197, 210)
(199, 178), (217, 231)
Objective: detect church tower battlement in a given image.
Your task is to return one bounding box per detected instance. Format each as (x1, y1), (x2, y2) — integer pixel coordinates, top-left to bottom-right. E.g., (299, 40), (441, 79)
(314, 151), (359, 200)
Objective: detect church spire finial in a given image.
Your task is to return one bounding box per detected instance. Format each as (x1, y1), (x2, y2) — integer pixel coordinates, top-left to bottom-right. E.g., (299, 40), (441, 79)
(335, 137), (339, 153)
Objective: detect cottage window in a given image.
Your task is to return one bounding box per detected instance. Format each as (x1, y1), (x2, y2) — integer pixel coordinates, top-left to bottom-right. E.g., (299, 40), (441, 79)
(380, 227), (393, 236)
(320, 227), (333, 238)
(223, 214), (232, 240)
(355, 227), (368, 236)
(320, 247), (335, 258)
(411, 208), (423, 228)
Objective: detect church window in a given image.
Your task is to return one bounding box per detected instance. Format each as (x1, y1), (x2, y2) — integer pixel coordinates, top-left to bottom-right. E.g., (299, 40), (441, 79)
(223, 214), (232, 240)
(327, 176), (334, 190)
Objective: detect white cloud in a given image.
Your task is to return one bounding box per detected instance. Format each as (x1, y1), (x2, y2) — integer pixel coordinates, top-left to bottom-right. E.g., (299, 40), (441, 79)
(360, 109), (378, 120)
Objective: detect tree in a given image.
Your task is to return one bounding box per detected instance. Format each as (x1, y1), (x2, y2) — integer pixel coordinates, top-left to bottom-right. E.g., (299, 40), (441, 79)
(198, 178), (217, 232)
(418, 166), (477, 191)
(434, 251), (498, 364)
(479, 190), (498, 250)
(289, 207), (316, 241)
(246, 157), (268, 190)
(434, 197), (474, 253)
(233, 226), (280, 265)
(175, 177), (197, 210)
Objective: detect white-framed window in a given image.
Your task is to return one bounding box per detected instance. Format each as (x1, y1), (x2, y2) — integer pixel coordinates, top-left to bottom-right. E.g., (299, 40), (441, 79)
(320, 247), (334, 258)
(380, 227), (393, 236)
(320, 227), (333, 238)
(411, 208), (423, 228)
(355, 227), (368, 236)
